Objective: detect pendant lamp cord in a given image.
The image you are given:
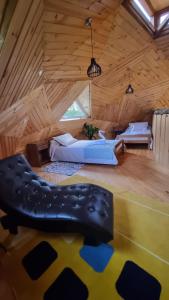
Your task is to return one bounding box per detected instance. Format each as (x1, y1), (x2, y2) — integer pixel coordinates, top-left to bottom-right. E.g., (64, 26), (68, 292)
(90, 25), (94, 58)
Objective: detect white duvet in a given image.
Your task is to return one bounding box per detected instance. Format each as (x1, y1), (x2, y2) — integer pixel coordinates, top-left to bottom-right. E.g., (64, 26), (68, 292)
(49, 139), (120, 165)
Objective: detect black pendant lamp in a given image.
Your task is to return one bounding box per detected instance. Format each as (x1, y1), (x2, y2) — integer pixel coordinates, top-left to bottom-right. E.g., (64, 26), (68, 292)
(85, 17), (102, 79)
(125, 68), (134, 94)
(125, 84), (134, 94)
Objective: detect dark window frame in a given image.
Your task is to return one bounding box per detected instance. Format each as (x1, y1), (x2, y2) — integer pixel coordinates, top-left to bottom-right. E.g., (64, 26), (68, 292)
(122, 0), (169, 39)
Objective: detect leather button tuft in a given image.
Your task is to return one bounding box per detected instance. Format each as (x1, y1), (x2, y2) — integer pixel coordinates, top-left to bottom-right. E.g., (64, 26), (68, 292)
(102, 200), (109, 207)
(24, 171), (31, 175)
(17, 159), (23, 164)
(88, 205), (95, 212)
(72, 202), (81, 209)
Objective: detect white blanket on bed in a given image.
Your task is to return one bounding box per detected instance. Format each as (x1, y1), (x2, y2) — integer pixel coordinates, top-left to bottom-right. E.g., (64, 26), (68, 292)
(49, 139), (120, 165)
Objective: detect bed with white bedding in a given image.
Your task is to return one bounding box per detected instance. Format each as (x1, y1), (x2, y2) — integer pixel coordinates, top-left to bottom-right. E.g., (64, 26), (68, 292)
(116, 122), (152, 147)
(49, 134), (124, 166)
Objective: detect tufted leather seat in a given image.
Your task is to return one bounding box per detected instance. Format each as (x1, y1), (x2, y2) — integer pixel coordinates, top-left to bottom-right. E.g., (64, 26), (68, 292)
(0, 154), (113, 244)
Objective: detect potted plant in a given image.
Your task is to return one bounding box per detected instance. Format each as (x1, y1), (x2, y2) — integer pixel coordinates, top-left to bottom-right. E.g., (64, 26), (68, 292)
(82, 123), (99, 140)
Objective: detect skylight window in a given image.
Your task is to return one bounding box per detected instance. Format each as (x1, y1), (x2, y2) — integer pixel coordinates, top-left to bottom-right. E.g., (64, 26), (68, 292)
(61, 84), (91, 121)
(159, 12), (169, 27)
(123, 0), (169, 38)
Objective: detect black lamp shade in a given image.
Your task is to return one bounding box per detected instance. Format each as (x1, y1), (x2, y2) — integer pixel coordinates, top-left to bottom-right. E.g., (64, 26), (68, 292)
(125, 84), (134, 94)
(87, 58), (102, 78)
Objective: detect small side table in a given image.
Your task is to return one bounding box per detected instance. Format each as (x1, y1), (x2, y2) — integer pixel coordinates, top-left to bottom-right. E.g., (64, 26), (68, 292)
(26, 141), (50, 167)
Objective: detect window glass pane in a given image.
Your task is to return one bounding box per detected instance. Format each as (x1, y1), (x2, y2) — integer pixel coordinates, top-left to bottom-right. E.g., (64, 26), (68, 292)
(62, 102), (87, 120)
(61, 83), (91, 121)
(159, 13), (169, 25)
(77, 85), (91, 117)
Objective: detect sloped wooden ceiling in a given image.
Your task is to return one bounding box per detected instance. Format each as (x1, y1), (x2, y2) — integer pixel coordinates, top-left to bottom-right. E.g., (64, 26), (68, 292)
(43, 0), (169, 127)
(150, 0), (169, 11)
(0, 0), (169, 158)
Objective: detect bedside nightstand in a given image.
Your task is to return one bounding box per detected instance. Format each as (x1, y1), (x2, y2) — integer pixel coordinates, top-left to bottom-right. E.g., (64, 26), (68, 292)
(26, 141), (50, 167)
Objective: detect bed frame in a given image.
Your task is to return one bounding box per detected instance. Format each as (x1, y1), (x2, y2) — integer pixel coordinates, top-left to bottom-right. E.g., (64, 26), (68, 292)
(114, 139), (125, 154)
(49, 137), (125, 165)
(116, 134), (151, 148)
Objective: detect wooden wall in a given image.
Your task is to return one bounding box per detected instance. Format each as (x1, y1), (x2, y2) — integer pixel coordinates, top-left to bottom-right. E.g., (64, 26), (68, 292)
(0, 81), (114, 158)
(0, 83), (89, 158)
(150, 0), (169, 10)
(1, 0), (169, 159)
(0, 0), (43, 158)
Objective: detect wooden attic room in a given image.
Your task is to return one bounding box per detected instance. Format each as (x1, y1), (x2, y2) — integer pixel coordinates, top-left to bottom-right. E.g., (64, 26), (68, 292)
(0, 0), (169, 299)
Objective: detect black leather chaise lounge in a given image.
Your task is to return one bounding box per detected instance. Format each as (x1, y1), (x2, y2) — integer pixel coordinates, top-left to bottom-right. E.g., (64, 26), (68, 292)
(0, 154), (113, 245)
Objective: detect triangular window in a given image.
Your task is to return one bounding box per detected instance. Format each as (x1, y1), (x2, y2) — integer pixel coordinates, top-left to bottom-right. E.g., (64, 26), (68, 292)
(61, 84), (91, 121)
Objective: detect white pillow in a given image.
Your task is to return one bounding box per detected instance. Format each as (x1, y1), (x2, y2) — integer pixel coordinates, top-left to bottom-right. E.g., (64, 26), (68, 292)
(53, 133), (77, 146)
(51, 139), (60, 147)
(129, 122), (148, 131)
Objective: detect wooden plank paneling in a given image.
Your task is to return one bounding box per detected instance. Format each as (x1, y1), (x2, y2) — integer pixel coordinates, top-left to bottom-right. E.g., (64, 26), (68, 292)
(150, 0), (169, 11)
(0, 0), (33, 81)
(0, 136), (19, 159)
(0, 0), (43, 111)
